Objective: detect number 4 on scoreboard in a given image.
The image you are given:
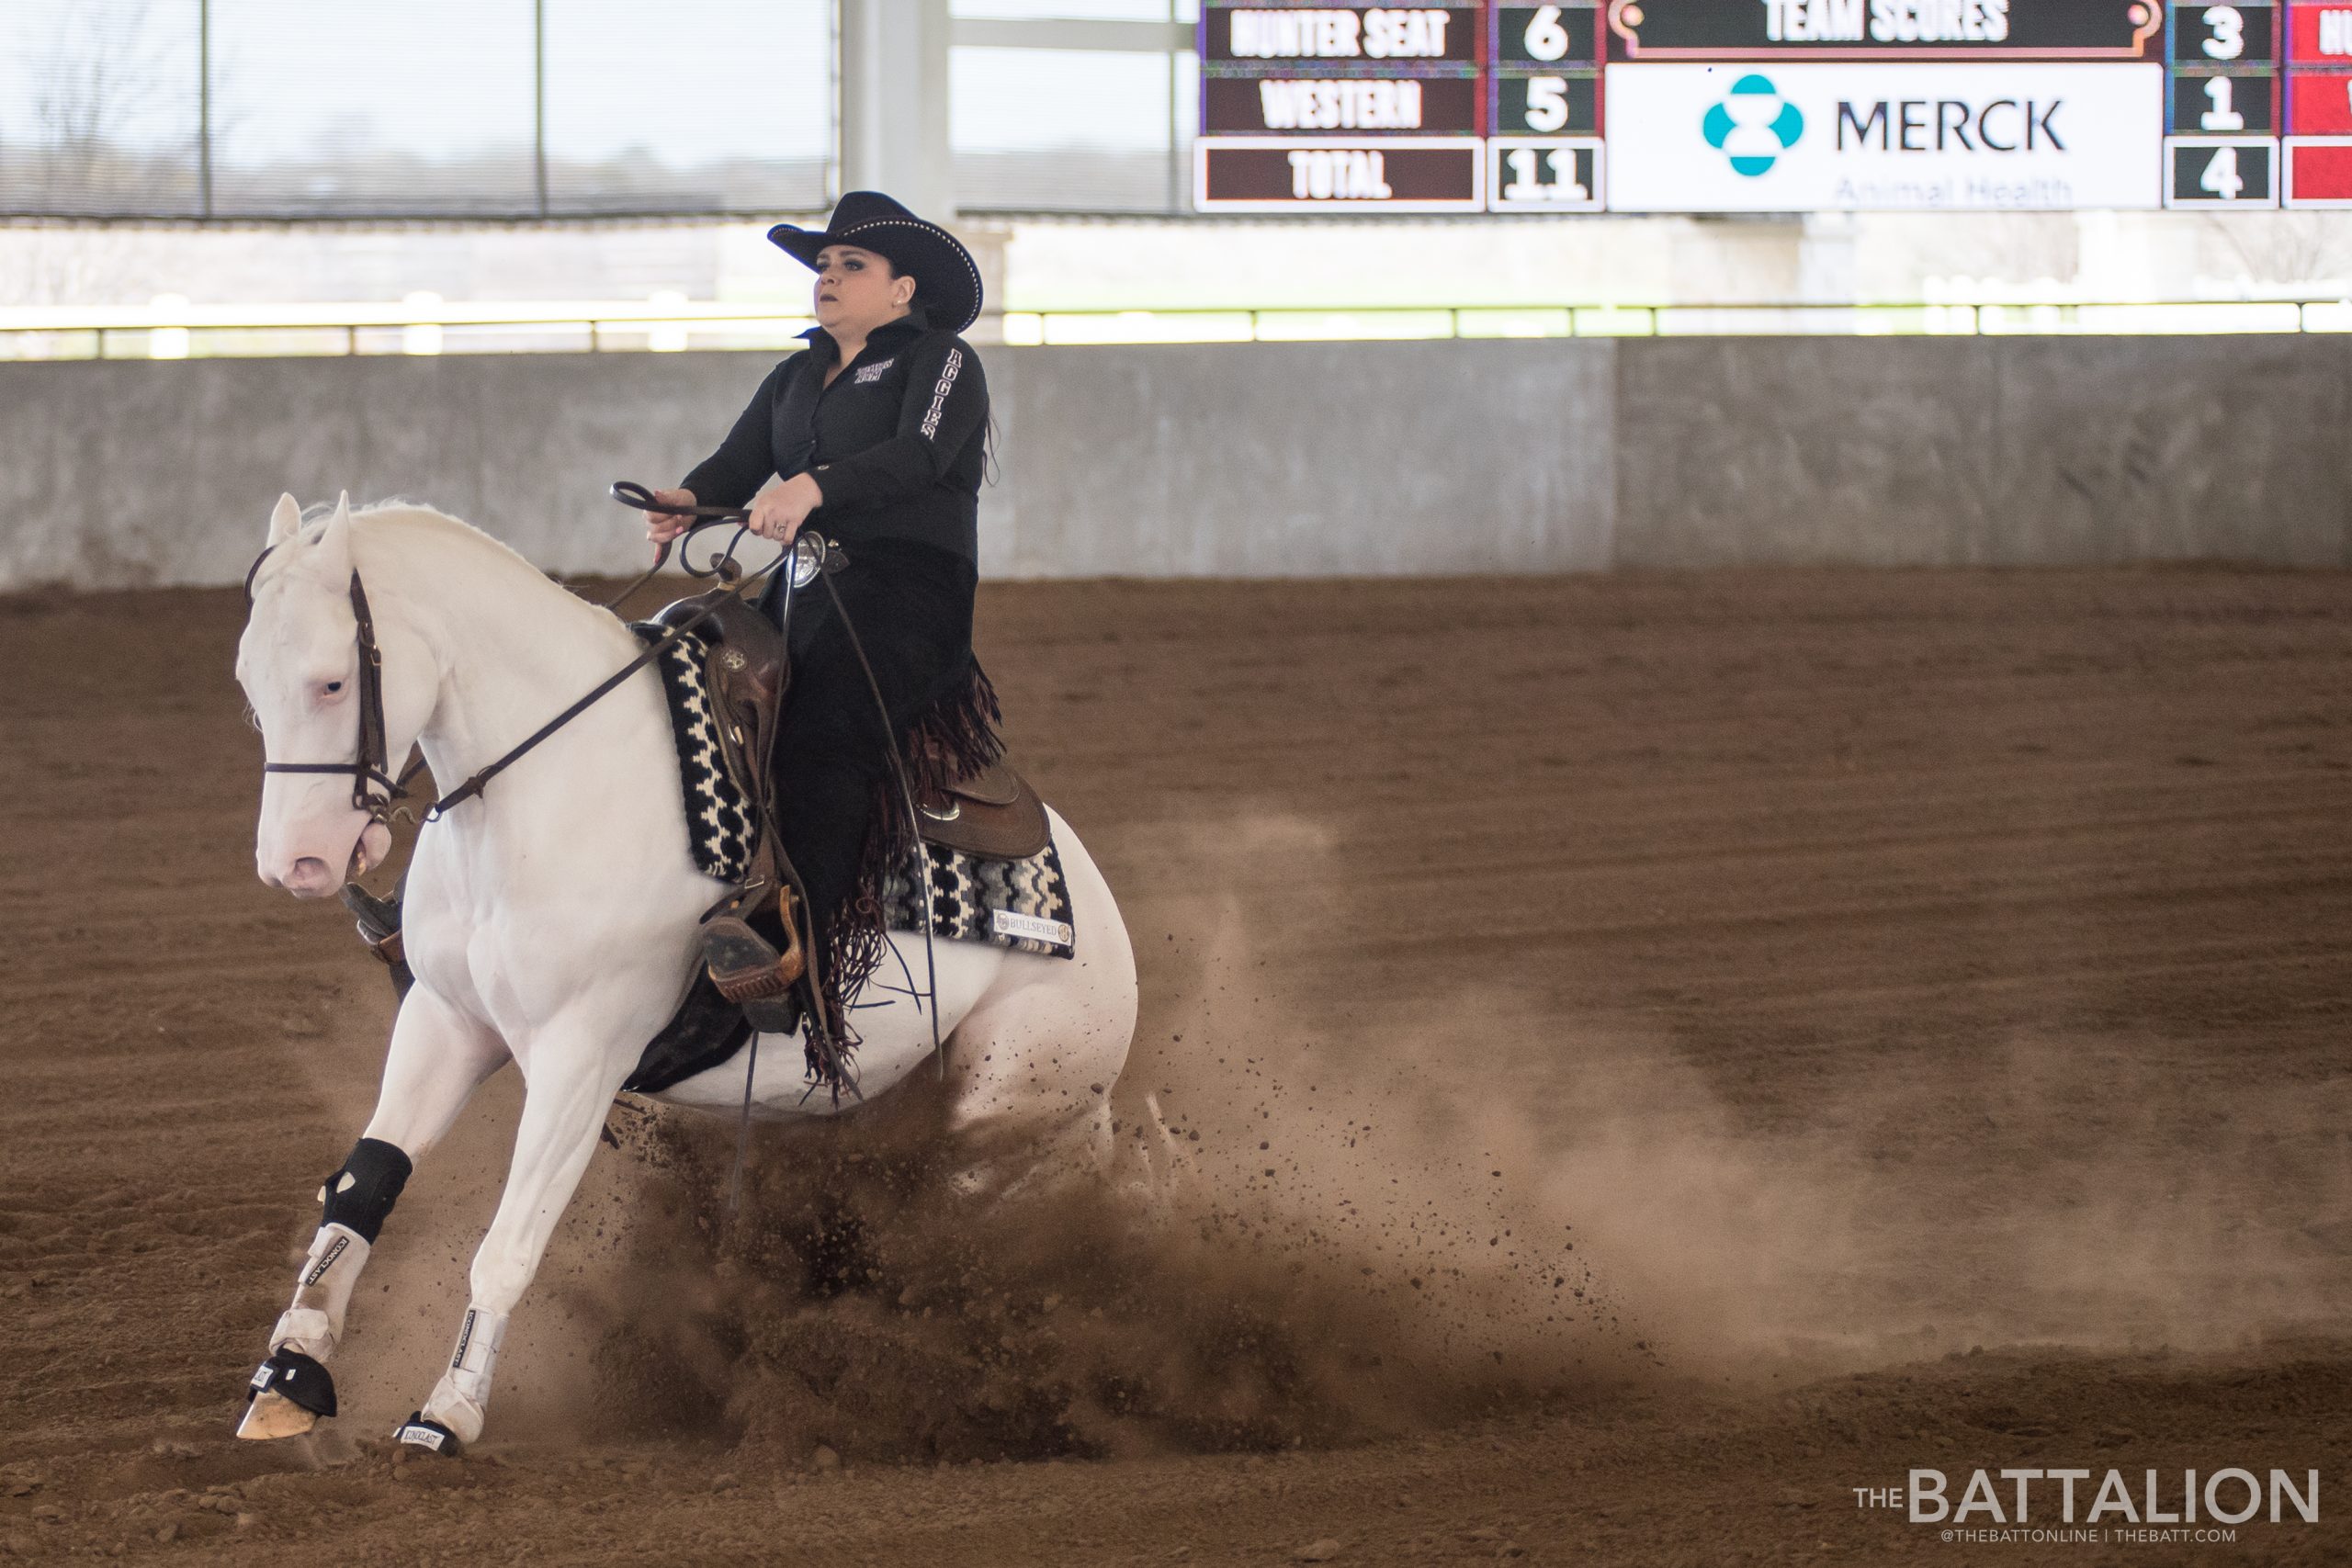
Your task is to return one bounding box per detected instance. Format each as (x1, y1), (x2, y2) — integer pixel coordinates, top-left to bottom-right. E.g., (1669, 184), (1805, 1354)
(1488, 138), (1605, 210)
(2163, 136), (2279, 208)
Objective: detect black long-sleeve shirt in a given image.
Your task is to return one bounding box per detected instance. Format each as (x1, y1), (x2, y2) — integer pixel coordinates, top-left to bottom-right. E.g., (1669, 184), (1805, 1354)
(681, 312), (989, 563)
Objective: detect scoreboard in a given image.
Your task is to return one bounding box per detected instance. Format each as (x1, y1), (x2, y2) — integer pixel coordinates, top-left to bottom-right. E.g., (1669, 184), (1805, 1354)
(1193, 0), (2352, 209)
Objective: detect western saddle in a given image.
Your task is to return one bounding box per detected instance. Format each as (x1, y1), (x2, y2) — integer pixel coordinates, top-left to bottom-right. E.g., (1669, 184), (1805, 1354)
(650, 581), (1046, 1028)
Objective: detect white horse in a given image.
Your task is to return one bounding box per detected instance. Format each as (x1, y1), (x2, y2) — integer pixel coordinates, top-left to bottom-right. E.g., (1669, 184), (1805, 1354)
(232, 493), (1137, 1452)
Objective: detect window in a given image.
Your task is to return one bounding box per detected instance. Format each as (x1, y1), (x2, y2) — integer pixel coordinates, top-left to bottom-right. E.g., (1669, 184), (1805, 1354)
(0, 0), (205, 216)
(954, 46), (1178, 211)
(543, 0), (831, 215)
(208, 0), (537, 217)
(0, 0), (839, 220)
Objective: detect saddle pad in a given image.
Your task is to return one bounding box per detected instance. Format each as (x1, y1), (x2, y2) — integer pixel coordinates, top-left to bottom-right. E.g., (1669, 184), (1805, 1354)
(878, 837), (1078, 960)
(635, 624), (755, 884)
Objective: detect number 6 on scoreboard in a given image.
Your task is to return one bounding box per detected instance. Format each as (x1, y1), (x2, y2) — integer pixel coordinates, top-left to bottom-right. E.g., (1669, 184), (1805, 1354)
(1523, 4), (1571, 60)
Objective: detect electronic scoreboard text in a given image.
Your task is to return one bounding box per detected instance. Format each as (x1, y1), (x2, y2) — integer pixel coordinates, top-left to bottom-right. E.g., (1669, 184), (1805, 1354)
(1193, 0), (2352, 209)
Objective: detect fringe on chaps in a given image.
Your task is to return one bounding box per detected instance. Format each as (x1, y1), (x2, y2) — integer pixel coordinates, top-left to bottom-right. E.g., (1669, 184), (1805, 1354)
(806, 657), (1005, 1089)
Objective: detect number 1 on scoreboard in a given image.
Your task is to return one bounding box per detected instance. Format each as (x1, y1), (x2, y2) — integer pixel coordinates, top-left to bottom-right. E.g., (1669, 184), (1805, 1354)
(2203, 75), (2245, 130)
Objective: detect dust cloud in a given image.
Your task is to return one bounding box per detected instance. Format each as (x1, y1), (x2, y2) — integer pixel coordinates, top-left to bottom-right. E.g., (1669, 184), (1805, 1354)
(275, 810), (2352, 1462)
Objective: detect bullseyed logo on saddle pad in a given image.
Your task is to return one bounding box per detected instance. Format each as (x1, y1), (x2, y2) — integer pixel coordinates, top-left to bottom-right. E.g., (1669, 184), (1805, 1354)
(880, 839), (1077, 960)
(853, 357), (896, 384)
(991, 909), (1074, 947)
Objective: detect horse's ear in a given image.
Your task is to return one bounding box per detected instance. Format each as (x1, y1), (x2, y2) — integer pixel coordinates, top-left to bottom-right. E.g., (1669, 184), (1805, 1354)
(267, 492), (303, 547)
(312, 491), (355, 577)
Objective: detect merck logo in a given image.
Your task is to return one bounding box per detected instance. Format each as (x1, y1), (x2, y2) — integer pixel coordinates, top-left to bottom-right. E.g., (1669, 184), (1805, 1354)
(1702, 73), (1806, 175)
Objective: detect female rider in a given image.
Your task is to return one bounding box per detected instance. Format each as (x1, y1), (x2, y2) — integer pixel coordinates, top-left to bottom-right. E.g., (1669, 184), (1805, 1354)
(642, 191), (997, 1046)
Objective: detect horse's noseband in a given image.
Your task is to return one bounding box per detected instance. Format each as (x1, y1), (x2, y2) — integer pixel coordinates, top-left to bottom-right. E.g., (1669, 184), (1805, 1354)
(257, 569), (410, 826)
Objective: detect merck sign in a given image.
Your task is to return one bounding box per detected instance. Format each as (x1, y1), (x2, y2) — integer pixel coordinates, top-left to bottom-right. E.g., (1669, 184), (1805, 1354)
(1605, 61), (2161, 210)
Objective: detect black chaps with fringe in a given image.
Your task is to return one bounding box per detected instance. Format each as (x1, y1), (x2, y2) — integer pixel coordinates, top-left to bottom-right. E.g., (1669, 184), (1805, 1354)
(766, 536), (1003, 1031)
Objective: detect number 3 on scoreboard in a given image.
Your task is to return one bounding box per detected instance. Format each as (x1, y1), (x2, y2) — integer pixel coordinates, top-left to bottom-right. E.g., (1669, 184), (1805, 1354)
(2201, 5), (2245, 59)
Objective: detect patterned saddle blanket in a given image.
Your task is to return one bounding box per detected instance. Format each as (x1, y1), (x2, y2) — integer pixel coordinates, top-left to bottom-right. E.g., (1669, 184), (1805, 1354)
(639, 624), (1075, 960)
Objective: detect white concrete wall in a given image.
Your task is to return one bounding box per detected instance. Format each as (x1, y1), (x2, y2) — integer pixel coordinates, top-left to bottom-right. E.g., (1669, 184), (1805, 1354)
(1, 336), (2345, 592)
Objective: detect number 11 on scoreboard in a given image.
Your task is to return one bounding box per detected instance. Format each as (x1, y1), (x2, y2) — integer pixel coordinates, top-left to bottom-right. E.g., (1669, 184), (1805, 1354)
(1488, 137), (1605, 209)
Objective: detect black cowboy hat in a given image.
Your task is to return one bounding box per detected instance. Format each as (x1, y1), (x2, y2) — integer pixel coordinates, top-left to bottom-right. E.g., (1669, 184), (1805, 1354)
(767, 191), (984, 335)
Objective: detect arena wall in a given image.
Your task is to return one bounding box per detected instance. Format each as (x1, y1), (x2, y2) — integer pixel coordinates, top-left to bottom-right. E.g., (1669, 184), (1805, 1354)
(2, 335), (2345, 590)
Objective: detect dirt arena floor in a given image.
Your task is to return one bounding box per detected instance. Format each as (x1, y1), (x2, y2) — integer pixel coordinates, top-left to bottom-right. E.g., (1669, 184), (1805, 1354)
(2, 567), (2348, 1566)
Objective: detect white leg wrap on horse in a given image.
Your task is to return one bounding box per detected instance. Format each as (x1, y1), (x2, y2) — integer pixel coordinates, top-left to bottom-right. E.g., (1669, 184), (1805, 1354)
(420, 1304), (507, 1446)
(267, 1224), (372, 1360)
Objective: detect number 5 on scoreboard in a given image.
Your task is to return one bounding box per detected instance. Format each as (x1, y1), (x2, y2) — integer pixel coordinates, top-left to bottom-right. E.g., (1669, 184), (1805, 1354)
(1498, 73), (1599, 135)
(1487, 138), (1605, 210)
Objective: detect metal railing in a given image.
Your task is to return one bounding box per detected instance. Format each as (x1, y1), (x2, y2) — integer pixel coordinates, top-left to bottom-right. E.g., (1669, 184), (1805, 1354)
(999, 299), (2351, 343)
(0, 299), (820, 361)
(4, 296), (2350, 360)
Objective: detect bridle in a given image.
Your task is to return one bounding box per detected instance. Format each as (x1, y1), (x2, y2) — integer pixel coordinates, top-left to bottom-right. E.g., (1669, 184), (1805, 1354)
(245, 558), (416, 832)
(239, 486), (784, 835)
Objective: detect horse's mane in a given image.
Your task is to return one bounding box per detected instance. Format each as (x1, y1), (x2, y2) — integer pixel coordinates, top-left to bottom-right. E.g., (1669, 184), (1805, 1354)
(259, 498), (558, 596)
(350, 499), (551, 579)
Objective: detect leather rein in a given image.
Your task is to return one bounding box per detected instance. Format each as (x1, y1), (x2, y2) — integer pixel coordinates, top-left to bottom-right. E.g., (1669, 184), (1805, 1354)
(243, 485), (794, 835)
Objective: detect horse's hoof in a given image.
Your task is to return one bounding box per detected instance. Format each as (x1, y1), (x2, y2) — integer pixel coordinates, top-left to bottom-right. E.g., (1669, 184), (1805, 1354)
(236, 1391), (319, 1440)
(237, 1348), (336, 1440)
(393, 1413), (461, 1457)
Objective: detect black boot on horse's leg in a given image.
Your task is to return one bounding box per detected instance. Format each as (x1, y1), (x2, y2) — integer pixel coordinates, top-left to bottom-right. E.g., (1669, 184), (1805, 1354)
(238, 1137), (413, 1439)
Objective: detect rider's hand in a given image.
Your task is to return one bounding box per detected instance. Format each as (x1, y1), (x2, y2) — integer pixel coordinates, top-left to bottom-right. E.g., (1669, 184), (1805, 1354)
(644, 487), (697, 545)
(747, 472), (825, 545)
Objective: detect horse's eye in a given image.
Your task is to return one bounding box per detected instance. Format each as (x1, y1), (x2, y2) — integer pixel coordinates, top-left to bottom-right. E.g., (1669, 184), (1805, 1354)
(323, 681), (345, 694)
